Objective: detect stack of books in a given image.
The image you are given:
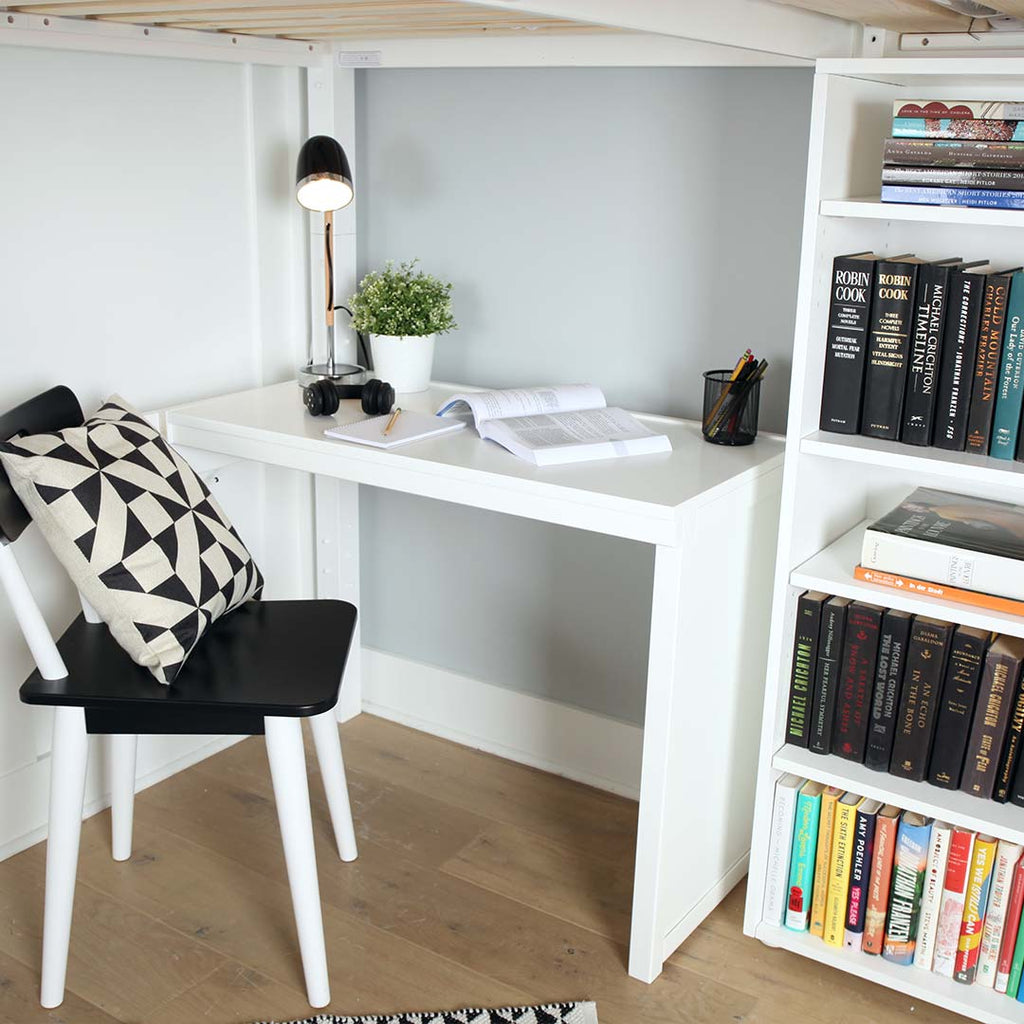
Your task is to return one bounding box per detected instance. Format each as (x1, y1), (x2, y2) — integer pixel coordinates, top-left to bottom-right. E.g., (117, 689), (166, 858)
(882, 100), (1024, 211)
(819, 251), (1024, 458)
(766, 775), (1024, 1000)
(786, 584), (1024, 804)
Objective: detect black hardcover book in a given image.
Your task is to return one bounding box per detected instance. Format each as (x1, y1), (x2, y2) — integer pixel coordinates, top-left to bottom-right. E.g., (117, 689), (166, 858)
(785, 591), (828, 748)
(995, 658), (1024, 802)
(927, 625), (989, 790)
(902, 263), (957, 446)
(864, 609), (913, 772)
(809, 596), (852, 754)
(966, 270), (1017, 454)
(889, 617), (954, 781)
(819, 253), (878, 434)
(962, 636), (1024, 800)
(833, 602), (884, 762)
(860, 257), (923, 440)
(934, 266), (996, 451)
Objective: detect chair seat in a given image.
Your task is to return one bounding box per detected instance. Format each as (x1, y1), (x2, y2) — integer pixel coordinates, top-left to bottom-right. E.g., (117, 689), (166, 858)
(20, 599), (357, 734)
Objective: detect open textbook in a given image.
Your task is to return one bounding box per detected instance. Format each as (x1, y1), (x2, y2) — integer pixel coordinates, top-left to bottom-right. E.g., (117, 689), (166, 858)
(436, 384), (672, 466)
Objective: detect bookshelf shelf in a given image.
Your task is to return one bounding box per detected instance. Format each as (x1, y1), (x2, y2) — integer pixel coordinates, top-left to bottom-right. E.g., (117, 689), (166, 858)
(820, 196), (1024, 228)
(801, 430), (1024, 489)
(756, 924), (1024, 1024)
(773, 745), (1024, 848)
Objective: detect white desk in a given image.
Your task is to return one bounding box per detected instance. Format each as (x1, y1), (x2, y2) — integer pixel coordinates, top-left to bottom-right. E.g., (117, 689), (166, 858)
(165, 380), (785, 983)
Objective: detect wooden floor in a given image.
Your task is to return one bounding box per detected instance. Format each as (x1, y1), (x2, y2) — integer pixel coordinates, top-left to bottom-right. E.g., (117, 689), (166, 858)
(0, 714), (969, 1024)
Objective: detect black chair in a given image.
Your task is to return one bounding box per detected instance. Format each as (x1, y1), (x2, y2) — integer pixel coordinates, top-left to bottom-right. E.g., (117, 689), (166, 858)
(0, 386), (358, 1010)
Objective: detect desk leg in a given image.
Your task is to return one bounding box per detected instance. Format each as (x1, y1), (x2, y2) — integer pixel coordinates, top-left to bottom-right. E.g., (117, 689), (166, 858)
(314, 475), (361, 722)
(629, 542), (686, 984)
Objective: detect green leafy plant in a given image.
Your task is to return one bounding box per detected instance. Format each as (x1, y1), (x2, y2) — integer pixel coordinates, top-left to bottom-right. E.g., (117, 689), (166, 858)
(349, 259), (457, 337)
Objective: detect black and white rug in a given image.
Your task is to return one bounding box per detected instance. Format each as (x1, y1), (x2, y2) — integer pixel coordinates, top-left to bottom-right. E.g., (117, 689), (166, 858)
(255, 1002), (598, 1024)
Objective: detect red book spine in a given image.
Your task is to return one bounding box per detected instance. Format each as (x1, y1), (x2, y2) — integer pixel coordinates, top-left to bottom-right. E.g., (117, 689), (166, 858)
(998, 861), (1024, 991)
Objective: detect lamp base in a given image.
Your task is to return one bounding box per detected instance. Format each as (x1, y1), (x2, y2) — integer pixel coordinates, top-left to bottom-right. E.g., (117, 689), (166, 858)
(297, 362), (365, 388)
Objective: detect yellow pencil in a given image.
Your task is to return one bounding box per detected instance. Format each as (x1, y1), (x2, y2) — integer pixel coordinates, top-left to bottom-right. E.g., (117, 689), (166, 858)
(382, 407), (402, 437)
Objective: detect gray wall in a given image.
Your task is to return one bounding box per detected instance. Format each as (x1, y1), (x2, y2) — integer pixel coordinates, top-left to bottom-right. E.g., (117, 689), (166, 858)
(354, 67), (812, 725)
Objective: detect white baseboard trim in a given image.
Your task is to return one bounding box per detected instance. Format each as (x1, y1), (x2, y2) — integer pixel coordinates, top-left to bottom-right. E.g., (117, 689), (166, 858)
(0, 733), (242, 863)
(361, 647), (643, 800)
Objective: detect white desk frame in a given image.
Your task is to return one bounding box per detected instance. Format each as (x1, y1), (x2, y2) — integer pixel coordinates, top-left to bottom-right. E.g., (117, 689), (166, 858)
(166, 380), (785, 983)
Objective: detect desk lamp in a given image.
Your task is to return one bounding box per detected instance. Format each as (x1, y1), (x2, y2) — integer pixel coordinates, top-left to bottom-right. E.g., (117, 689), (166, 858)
(296, 134), (356, 383)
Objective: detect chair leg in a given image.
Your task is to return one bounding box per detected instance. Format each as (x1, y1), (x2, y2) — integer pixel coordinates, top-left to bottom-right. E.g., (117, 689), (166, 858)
(108, 734), (137, 862)
(41, 707), (88, 1009)
(309, 709), (358, 863)
(265, 716), (331, 1009)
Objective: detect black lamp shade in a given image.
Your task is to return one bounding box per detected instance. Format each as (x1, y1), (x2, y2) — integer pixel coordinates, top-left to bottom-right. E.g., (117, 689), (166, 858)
(296, 135), (354, 213)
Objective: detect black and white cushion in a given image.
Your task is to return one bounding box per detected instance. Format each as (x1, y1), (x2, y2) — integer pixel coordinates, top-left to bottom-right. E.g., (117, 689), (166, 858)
(0, 395), (263, 684)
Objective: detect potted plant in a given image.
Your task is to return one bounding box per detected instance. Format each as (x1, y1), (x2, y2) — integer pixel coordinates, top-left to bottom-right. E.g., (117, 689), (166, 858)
(349, 259), (457, 393)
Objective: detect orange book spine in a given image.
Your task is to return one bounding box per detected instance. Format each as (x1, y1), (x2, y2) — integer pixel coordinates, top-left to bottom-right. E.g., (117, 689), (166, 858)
(863, 808), (900, 954)
(855, 566), (1024, 618)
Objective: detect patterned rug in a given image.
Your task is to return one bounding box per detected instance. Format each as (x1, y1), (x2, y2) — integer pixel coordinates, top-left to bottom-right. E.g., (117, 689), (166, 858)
(254, 1002), (598, 1024)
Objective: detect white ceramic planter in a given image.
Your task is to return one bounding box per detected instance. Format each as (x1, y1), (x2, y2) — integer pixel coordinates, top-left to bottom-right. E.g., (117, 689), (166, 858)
(369, 333), (436, 393)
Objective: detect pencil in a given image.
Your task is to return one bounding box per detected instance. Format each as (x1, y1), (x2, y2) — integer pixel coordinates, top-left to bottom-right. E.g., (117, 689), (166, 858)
(382, 407), (402, 437)
(703, 349), (753, 430)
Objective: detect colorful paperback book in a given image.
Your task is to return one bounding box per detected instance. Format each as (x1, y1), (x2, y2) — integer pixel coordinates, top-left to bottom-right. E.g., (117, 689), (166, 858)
(933, 827), (977, 978)
(883, 137), (1024, 169)
(893, 100), (1024, 121)
(882, 812), (932, 965)
(892, 117), (1024, 140)
(997, 857), (1024, 993)
(824, 793), (864, 947)
(785, 781), (824, 931)
(1009, 896), (1024, 998)
(991, 271), (1024, 459)
(763, 774), (804, 927)
(809, 787), (844, 938)
(955, 834), (998, 983)
(845, 798), (882, 948)
(913, 821), (952, 971)
(863, 805), (901, 955)
(977, 840), (1023, 987)
(882, 184), (1024, 210)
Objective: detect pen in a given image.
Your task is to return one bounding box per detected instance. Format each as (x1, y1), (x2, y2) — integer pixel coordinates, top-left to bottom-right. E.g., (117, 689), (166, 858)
(382, 407), (402, 437)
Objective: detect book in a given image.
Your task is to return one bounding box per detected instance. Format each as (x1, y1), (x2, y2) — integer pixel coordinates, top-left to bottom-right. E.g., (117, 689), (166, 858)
(1009, 890), (1024, 997)
(977, 840), (1023, 987)
(809, 786), (844, 938)
(883, 137), (1024, 169)
(785, 592), (828, 748)
(865, 609), (912, 772)
(962, 636), (1024, 799)
(991, 271), (1024, 460)
(863, 804), (901, 955)
(819, 253), (878, 434)
(882, 184), (1024, 209)
(888, 616), (954, 781)
(882, 812), (932, 965)
(762, 773), (804, 927)
(902, 261), (959, 446)
(436, 385), (671, 466)
(914, 820), (952, 971)
(933, 827), (977, 977)
(1009, 743), (1024, 807)
(824, 792), (864, 947)
(893, 99), (1024, 121)
(833, 602), (884, 762)
(997, 857), (1024, 992)
(785, 780), (824, 931)
(809, 597), (852, 755)
(855, 564), (1024, 618)
(995, 653), (1024, 802)
(955, 834), (998, 983)
(860, 256), (923, 440)
(892, 117), (1024, 140)
(966, 269), (1016, 454)
(883, 165), (1024, 189)
(844, 798), (882, 949)
(861, 487), (1024, 602)
(927, 625), (990, 790)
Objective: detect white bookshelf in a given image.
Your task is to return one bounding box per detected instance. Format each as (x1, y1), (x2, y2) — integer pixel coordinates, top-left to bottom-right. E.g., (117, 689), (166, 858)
(744, 58), (1024, 1024)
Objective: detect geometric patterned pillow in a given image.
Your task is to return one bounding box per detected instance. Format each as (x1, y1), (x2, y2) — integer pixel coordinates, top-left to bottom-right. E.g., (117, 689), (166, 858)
(0, 395), (263, 684)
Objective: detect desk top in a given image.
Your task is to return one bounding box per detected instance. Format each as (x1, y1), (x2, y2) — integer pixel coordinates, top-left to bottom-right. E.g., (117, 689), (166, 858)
(166, 381), (784, 546)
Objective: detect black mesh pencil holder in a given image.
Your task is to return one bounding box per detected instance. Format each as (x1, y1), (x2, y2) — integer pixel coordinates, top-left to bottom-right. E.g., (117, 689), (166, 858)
(702, 369), (761, 446)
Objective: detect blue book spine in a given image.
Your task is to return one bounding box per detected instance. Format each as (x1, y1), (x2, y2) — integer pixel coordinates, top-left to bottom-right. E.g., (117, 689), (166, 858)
(893, 117), (1024, 141)
(881, 184), (1024, 210)
(991, 271), (1024, 459)
(785, 786), (821, 931)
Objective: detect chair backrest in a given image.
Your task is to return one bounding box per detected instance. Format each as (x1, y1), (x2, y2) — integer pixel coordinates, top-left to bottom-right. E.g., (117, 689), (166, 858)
(0, 386), (83, 543)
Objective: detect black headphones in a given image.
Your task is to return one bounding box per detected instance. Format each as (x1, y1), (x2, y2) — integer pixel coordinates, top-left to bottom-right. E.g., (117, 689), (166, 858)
(303, 377), (395, 418)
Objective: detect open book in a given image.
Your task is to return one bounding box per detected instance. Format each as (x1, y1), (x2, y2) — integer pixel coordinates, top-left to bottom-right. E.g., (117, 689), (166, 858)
(436, 384), (672, 466)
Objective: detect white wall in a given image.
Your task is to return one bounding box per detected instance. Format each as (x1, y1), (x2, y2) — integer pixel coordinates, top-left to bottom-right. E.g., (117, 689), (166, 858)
(352, 66), (812, 725)
(0, 46), (309, 858)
